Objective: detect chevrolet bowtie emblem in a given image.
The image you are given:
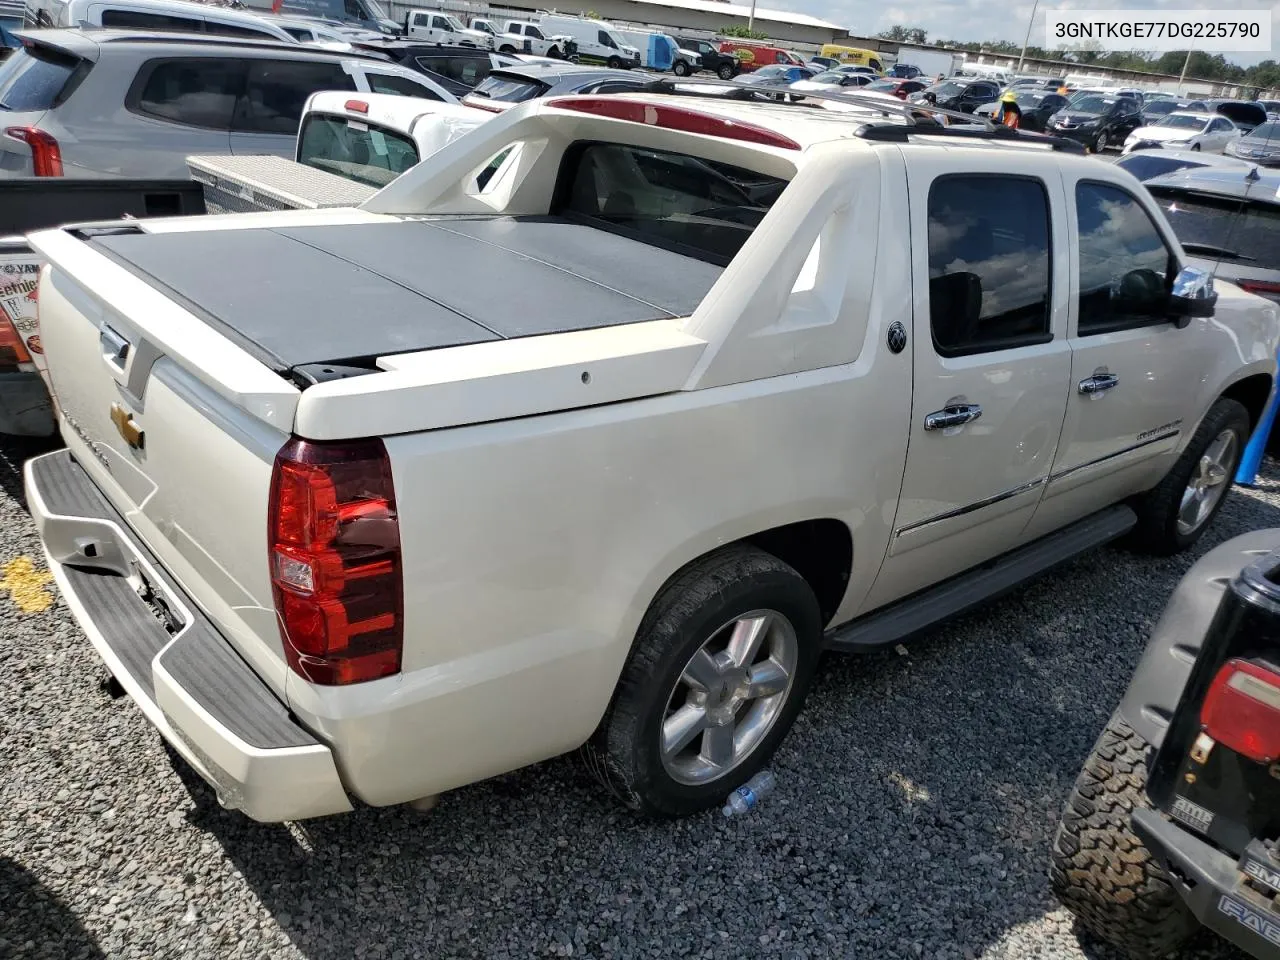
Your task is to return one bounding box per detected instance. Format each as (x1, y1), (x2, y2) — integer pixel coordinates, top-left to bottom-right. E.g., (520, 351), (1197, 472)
(109, 402), (144, 450)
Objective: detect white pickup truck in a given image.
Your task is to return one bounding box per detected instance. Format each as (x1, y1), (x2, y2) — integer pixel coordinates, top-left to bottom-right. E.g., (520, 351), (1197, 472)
(24, 92), (1279, 822)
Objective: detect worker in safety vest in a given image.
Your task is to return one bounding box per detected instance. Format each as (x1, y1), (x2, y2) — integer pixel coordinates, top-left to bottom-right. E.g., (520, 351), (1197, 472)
(993, 90), (1021, 129)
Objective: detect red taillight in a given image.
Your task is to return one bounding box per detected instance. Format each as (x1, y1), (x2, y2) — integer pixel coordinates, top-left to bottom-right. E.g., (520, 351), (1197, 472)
(1201, 658), (1280, 764)
(0, 308), (31, 366)
(1238, 280), (1280, 297)
(4, 126), (63, 177)
(544, 97), (802, 151)
(268, 437), (402, 685)
(345, 99), (369, 114)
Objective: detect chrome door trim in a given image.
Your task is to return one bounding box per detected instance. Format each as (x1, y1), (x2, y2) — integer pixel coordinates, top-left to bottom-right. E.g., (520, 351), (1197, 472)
(1047, 428), (1181, 484)
(895, 476), (1048, 538)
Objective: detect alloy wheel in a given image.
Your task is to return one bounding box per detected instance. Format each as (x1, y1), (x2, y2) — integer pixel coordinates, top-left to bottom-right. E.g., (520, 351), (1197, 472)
(1177, 428), (1238, 535)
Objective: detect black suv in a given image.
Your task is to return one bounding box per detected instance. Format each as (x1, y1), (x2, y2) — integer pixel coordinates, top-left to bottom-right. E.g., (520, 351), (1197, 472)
(351, 40), (522, 96)
(1053, 530), (1280, 960)
(908, 78), (1000, 113)
(672, 36), (737, 80)
(1046, 93), (1142, 151)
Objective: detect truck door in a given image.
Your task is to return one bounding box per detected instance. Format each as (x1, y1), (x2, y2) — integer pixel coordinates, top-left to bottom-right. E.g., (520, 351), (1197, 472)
(408, 11), (429, 37)
(863, 156), (1073, 609)
(1027, 173), (1212, 538)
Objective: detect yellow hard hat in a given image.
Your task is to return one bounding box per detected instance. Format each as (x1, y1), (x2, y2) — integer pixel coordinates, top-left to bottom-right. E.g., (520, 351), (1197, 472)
(1000, 91), (1017, 102)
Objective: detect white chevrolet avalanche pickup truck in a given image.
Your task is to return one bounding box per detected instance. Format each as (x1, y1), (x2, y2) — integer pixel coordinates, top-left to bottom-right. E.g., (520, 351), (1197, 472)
(23, 92), (1279, 821)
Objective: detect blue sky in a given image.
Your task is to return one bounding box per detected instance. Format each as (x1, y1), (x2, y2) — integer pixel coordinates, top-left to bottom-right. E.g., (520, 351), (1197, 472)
(770, 0), (1278, 67)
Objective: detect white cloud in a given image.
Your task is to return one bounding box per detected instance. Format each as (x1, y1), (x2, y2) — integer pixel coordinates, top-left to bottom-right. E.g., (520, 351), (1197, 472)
(766, 0), (1278, 68)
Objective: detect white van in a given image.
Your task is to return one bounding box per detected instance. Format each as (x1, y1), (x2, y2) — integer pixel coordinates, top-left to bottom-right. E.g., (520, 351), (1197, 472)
(24, 0), (296, 41)
(405, 10), (493, 49)
(537, 13), (639, 68)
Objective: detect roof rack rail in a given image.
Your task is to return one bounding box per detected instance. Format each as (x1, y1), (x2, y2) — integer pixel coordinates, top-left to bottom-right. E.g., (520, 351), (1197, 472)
(632, 77), (1088, 153)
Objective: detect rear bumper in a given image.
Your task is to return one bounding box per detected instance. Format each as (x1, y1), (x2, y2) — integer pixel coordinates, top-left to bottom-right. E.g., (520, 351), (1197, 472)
(1133, 809), (1280, 960)
(25, 450), (353, 822)
(0, 369), (54, 436)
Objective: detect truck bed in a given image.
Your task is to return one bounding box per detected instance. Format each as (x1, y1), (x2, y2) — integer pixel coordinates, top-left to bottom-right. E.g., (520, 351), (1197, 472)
(88, 216), (724, 378)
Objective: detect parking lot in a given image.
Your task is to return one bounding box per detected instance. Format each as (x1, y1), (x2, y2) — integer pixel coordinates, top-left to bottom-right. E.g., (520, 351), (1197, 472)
(0, 425), (1267, 960)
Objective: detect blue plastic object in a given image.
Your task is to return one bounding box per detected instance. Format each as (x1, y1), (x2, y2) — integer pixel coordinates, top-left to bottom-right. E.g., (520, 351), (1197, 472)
(1235, 349), (1280, 486)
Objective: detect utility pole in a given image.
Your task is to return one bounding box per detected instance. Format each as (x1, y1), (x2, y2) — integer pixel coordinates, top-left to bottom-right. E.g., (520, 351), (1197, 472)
(747, 0), (756, 32)
(1016, 0), (1039, 73)
(1172, 48), (1192, 95)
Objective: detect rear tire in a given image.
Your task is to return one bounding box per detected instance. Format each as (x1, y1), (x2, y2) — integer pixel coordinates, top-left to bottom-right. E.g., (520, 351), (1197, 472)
(1095, 131), (1109, 152)
(673, 59), (690, 77)
(582, 545), (822, 817)
(1050, 712), (1198, 958)
(717, 62), (735, 80)
(1129, 397), (1249, 555)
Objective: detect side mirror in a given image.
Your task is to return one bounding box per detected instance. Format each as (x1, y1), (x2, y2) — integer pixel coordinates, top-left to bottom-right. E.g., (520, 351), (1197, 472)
(1168, 265), (1218, 325)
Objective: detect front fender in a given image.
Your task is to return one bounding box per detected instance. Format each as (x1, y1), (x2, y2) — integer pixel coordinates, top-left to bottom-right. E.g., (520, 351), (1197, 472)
(1118, 529), (1280, 749)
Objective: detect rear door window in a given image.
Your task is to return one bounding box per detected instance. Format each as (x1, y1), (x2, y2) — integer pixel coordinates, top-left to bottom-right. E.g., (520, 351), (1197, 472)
(554, 142), (787, 264)
(0, 45), (80, 112)
(415, 55), (487, 86)
(233, 59), (354, 134)
(297, 112), (419, 186)
(131, 58), (244, 129)
(926, 175), (1053, 355)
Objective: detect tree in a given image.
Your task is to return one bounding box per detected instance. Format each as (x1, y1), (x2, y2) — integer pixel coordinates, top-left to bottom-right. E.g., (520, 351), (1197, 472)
(878, 25), (928, 45)
(719, 25), (767, 39)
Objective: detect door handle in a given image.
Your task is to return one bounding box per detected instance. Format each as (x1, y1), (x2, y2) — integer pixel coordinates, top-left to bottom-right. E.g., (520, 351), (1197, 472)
(1078, 373), (1119, 395)
(924, 403), (983, 431)
(100, 324), (131, 371)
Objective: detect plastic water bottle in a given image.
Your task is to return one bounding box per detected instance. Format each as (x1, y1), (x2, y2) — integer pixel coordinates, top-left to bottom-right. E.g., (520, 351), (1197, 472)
(722, 771), (776, 818)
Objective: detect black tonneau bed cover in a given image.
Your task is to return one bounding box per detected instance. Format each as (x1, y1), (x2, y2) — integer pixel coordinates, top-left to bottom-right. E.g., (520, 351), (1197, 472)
(88, 216), (723, 377)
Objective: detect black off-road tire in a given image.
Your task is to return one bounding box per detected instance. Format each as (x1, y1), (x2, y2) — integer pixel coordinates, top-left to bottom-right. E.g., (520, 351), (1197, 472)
(672, 59), (691, 77)
(1129, 397), (1249, 555)
(581, 545), (822, 817)
(716, 62), (735, 80)
(1050, 712), (1197, 958)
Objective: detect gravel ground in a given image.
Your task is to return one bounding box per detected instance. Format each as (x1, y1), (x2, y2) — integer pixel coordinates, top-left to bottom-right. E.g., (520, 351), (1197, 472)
(1, 434), (1272, 960)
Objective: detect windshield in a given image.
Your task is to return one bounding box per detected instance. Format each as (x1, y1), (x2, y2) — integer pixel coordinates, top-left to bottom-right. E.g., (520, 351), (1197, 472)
(1142, 100), (1180, 115)
(1245, 122), (1280, 140)
(1155, 114), (1208, 130)
(752, 65), (786, 79)
(813, 72), (848, 84)
(1071, 96), (1114, 113)
(926, 80), (964, 97)
(297, 113), (419, 187)
(866, 80), (897, 92)
(362, 0), (388, 19)
(1150, 188), (1280, 269)
(442, 15), (465, 30)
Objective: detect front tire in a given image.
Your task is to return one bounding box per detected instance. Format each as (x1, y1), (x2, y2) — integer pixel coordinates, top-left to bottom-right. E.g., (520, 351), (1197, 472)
(582, 545), (822, 817)
(1191, 142), (1201, 152)
(716, 62), (735, 80)
(1129, 397), (1249, 554)
(546, 45), (561, 59)
(1094, 131), (1109, 152)
(673, 59), (690, 77)
(607, 56), (622, 69)
(498, 44), (516, 54)
(1050, 712), (1197, 958)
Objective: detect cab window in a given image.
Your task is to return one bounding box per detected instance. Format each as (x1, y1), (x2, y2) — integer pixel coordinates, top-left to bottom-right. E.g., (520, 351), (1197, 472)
(927, 175), (1053, 356)
(1075, 182), (1176, 335)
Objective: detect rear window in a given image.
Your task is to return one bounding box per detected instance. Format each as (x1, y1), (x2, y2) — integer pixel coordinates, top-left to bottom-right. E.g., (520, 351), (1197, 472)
(467, 73), (544, 103)
(415, 55), (490, 87)
(0, 45), (79, 112)
(366, 71), (440, 98)
(297, 112), (419, 186)
(554, 142), (787, 264)
(1148, 188), (1280, 271)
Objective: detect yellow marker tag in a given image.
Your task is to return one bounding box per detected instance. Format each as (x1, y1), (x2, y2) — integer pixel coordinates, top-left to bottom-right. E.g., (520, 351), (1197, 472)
(0, 556), (55, 613)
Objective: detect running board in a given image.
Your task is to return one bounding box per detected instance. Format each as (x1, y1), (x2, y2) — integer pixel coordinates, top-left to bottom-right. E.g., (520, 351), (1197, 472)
(825, 504), (1137, 652)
